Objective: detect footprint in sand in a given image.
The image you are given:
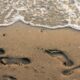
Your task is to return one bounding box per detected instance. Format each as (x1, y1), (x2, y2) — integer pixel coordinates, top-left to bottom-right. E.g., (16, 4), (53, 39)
(1, 75), (17, 80)
(45, 49), (74, 66)
(0, 48), (5, 55)
(62, 65), (80, 75)
(0, 56), (31, 65)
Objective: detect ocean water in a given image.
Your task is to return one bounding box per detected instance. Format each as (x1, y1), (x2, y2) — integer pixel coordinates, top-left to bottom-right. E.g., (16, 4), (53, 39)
(0, 0), (80, 30)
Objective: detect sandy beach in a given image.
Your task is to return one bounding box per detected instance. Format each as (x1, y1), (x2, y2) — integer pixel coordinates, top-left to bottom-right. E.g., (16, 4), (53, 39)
(0, 22), (80, 80)
(0, 0), (80, 80)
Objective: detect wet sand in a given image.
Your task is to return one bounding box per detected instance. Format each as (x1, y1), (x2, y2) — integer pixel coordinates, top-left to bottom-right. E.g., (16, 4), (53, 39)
(0, 22), (80, 80)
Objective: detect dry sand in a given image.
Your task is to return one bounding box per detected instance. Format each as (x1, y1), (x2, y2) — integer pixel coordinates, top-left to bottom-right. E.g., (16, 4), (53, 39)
(0, 22), (80, 80)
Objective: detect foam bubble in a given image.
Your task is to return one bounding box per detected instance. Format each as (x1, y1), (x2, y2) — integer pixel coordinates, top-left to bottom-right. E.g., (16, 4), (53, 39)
(0, 0), (80, 30)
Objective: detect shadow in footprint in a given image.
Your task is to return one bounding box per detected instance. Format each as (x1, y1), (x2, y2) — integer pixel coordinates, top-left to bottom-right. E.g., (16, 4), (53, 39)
(0, 57), (31, 65)
(0, 48), (5, 55)
(45, 49), (74, 66)
(62, 65), (80, 76)
(2, 75), (17, 80)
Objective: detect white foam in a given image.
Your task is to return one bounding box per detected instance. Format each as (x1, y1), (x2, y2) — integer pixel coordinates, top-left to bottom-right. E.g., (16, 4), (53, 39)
(0, 0), (80, 30)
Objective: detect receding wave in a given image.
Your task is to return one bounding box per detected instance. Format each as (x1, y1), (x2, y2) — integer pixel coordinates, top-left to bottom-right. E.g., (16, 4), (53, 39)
(0, 0), (80, 30)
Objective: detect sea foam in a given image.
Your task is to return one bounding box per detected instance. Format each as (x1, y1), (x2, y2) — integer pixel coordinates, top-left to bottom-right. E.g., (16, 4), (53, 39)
(0, 0), (80, 30)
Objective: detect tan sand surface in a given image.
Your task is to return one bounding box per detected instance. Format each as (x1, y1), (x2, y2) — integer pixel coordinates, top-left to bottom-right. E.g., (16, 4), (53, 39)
(0, 22), (80, 80)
